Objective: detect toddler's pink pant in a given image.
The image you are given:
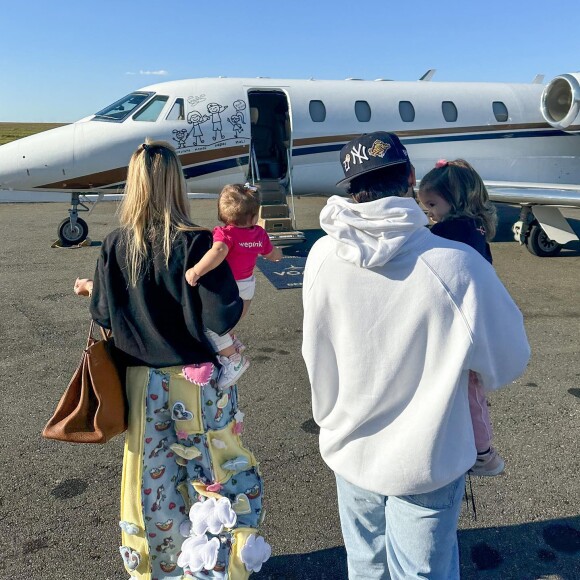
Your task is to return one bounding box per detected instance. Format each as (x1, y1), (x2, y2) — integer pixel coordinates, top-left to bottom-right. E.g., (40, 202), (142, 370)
(468, 370), (493, 453)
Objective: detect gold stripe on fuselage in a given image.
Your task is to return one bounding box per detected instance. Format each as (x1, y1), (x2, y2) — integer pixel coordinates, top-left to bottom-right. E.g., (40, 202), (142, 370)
(37, 123), (559, 190)
(38, 145), (250, 190)
(292, 122), (554, 147)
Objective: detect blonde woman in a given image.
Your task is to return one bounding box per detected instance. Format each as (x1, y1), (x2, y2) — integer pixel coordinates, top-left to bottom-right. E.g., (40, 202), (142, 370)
(74, 141), (270, 579)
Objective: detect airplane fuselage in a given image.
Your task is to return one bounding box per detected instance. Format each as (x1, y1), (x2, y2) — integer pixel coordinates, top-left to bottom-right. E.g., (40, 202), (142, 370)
(1, 75), (579, 254)
(1, 77), (580, 195)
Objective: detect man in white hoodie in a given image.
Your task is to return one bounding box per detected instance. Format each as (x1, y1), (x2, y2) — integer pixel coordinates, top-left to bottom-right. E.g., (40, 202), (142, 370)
(302, 132), (530, 579)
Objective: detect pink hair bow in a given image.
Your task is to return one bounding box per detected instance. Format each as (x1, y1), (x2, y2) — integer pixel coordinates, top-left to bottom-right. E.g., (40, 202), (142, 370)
(435, 159), (448, 168)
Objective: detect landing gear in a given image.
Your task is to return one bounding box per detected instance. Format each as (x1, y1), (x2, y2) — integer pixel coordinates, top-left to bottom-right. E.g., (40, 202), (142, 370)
(512, 206), (563, 257)
(58, 192), (90, 246)
(526, 223), (562, 257)
(58, 216), (88, 246)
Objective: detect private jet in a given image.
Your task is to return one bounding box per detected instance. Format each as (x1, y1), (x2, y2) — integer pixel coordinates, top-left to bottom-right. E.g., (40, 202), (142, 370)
(1, 72), (579, 255)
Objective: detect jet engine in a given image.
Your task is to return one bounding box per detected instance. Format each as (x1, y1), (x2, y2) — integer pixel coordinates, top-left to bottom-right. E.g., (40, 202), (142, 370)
(541, 73), (580, 132)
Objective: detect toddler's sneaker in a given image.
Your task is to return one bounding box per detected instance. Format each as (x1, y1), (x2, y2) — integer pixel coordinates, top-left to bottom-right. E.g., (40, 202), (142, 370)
(217, 352), (250, 389)
(469, 447), (505, 477)
(231, 334), (246, 353)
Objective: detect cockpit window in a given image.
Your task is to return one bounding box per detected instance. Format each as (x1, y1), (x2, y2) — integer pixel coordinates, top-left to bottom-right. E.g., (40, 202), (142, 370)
(133, 96), (169, 122)
(166, 98), (185, 121)
(94, 92), (154, 121)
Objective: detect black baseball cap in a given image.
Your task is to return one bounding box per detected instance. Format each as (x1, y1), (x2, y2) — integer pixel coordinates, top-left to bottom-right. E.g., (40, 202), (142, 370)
(337, 132), (409, 186)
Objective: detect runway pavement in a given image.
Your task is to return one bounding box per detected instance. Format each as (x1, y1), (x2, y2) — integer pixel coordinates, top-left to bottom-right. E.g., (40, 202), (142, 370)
(0, 197), (578, 580)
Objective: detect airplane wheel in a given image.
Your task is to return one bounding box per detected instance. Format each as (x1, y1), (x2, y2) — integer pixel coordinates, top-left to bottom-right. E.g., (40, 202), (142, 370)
(526, 223), (562, 257)
(58, 217), (88, 247)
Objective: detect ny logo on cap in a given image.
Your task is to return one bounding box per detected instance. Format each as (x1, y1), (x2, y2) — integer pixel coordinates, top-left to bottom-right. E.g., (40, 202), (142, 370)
(343, 144), (369, 174)
(350, 144), (369, 165)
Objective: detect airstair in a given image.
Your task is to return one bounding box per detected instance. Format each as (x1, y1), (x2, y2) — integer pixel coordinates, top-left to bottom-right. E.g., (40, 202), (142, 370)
(250, 149), (305, 246)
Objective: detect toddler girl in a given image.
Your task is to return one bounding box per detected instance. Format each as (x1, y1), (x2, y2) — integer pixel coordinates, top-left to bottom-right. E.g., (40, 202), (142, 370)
(418, 159), (504, 476)
(186, 183), (282, 388)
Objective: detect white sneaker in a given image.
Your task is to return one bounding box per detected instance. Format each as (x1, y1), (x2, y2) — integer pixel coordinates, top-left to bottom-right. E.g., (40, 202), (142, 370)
(217, 353), (250, 388)
(469, 447), (505, 477)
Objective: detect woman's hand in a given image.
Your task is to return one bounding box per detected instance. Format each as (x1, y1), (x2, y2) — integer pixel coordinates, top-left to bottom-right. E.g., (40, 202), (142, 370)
(74, 278), (93, 297)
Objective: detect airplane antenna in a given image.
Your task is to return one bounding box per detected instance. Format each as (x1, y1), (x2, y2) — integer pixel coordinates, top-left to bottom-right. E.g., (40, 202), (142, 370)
(419, 69), (436, 81)
(532, 74), (545, 84)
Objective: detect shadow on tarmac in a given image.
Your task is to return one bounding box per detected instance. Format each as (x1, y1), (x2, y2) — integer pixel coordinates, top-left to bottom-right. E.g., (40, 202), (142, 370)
(494, 205), (580, 256)
(256, 516), (580, 579)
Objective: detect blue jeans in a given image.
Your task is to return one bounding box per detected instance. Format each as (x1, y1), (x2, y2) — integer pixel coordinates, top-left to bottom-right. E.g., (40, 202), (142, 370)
(335, 473), (465, 580)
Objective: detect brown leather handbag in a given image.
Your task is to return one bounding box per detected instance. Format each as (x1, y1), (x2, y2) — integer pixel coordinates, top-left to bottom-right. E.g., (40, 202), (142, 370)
(42, 321), (127, 443)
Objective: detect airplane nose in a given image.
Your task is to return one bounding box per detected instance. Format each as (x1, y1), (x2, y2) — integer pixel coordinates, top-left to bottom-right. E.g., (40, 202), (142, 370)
(0, 124), (75, 190)
(0, 138), (25, 189)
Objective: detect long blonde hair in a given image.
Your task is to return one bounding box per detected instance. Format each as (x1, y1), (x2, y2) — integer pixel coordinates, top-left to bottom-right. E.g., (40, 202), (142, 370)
(118, 139), (197, 285)
(418, 159), (497, 240)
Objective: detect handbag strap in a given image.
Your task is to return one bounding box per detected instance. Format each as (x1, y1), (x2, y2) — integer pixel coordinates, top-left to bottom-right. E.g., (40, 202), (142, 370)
(87, 320), (96, 348)
(99, 325), (112, 341)
(88, 320), (112, 345)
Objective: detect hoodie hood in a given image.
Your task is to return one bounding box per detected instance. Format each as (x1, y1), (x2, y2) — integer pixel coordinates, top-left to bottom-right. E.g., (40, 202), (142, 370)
(319, 195), (429, 267)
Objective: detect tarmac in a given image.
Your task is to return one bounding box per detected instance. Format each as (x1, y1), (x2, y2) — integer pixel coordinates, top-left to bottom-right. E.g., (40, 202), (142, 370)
(0, 197), (578, 580)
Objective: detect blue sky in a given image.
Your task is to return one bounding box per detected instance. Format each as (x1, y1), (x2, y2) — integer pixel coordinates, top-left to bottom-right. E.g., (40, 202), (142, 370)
(1, 0), (579, 122)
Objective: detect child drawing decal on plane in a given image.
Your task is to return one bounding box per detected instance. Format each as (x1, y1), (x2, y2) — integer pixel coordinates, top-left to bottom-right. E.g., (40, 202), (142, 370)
(233, 99), (247, 124)
(187, 110), (210, 146)
(188, 94), (207, 107)
(228, 114), (244, 138)
(207, 102), (228, 141)
(172, 128), (189, 149)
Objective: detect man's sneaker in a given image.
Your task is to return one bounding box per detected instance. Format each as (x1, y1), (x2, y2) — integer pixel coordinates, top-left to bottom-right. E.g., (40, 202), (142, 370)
(217, 353), (250, 389)
(231, 334), (246, 353)
(469, 447), (505, 477)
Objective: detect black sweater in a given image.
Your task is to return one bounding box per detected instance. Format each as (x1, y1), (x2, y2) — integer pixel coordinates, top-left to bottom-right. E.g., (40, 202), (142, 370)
(430, 217), (493, 264)
(90, 228), (243, 367)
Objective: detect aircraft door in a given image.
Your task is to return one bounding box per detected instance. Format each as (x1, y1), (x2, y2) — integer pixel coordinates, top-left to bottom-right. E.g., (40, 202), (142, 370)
(247, 91), (290, 182)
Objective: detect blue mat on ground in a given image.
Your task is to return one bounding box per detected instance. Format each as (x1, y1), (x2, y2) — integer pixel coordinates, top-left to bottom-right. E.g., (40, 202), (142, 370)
(256, 255), (306, 289)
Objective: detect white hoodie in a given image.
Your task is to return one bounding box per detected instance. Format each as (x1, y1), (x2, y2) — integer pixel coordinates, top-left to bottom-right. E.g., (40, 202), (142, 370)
(302, 195), (530, 495)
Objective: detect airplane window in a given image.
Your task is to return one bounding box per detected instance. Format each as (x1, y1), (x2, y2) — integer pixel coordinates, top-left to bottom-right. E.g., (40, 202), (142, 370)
(442, 101), (458, 122)
(166, 99), (185, 121)
(94, 92), (154, 122)
(133, 96), (169, 122)
(309, 100), (326, 122)
(355, 100), (371, 122)
(399, 101), (415, 122)
(493, 101), (509, 122)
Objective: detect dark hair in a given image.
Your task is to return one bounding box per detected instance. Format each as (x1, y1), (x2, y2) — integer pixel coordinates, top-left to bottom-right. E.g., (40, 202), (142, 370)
(346, 163), (411, 203)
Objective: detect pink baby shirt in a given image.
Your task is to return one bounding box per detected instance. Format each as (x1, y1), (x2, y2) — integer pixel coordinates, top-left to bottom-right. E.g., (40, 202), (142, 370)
(213, 224), (274, 280)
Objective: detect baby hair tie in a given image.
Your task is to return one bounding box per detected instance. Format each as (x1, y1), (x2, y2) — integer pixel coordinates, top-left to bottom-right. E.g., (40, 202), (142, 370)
(244, 182), (258, 192)
(142, 143), (150, 151)
(435, 159), (448, 168)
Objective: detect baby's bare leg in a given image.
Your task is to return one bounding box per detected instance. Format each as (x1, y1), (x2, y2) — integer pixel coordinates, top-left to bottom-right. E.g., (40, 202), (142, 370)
(240, 299), (252, 319)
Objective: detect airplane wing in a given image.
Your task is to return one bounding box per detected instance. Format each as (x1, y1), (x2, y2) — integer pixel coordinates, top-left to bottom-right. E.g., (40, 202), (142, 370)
(415, 178), (580, 252)
(484, 181), (580, 207)
(482, 181), (580, 249)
